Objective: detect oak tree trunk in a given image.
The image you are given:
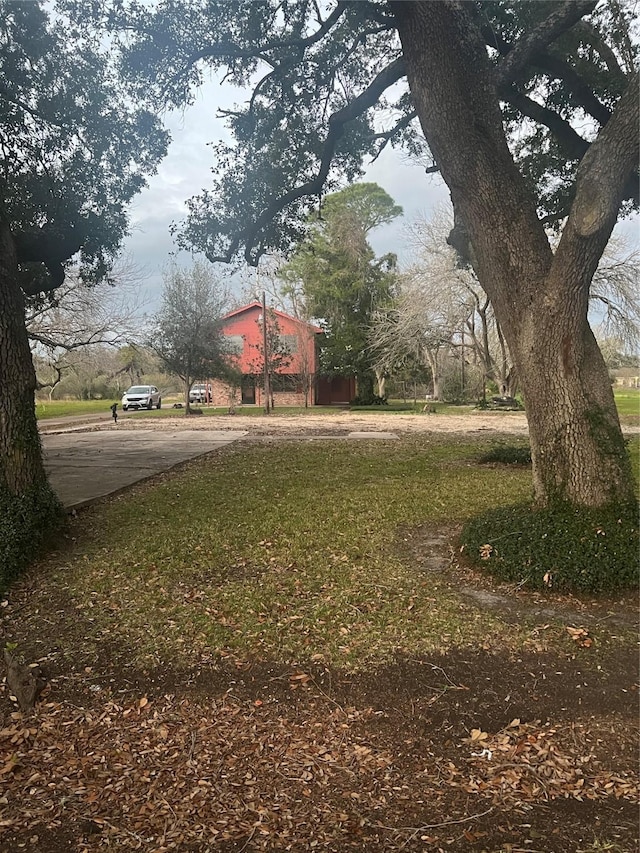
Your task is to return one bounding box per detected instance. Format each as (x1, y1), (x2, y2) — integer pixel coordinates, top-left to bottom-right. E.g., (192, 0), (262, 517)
(0, 222), (63, 582)
(393, 1), (637, 507)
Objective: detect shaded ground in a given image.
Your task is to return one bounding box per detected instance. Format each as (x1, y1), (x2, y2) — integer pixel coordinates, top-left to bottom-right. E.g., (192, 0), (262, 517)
(1, 421), (638, 852)
(0, 537), (637, 852)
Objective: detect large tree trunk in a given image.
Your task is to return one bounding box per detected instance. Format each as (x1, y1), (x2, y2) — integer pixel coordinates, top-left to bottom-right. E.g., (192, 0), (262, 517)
(393, 1), (637, 507)
(507, 282), (632, 504)
(0, 223), (63, 584)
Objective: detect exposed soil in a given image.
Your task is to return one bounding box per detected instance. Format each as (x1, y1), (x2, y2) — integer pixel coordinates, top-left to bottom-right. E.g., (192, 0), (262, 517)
(98, 409), (534, 436)
(2, 414), (637, 852)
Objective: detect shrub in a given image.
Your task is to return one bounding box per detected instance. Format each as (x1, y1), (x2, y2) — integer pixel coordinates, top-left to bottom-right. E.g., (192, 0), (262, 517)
(460, 500), (639, 593)
(0, 483), (65, 592)
(477, 444), (532, 465)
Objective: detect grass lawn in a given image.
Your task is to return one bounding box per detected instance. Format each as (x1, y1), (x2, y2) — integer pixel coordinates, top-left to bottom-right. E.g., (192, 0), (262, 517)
(614, 388), (640, 418)
(35, 399), (117, 419)
(1, 434), (637, 852)
(35, 391), (640, 423)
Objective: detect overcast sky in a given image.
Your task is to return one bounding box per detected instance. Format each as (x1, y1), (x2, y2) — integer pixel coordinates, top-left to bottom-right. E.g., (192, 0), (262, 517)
(121, 77), (638, 317)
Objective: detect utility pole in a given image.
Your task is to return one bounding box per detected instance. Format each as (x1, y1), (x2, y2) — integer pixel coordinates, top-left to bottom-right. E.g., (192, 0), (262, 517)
(262, 291), (271, 414)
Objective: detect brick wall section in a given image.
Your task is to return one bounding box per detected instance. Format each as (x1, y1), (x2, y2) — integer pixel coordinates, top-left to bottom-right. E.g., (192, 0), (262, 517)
(210, 379), (238, 407)
(209, 379), (310, 408)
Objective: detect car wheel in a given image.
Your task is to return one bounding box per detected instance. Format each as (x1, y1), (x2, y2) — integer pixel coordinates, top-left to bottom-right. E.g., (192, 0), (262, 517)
(147, 400), (153, 410)
(157, 398), (162, 409)
(122, 406), (127, 411)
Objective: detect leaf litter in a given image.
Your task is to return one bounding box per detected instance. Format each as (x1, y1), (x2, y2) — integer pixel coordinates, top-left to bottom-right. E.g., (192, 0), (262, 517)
(0, 681), (637, 852)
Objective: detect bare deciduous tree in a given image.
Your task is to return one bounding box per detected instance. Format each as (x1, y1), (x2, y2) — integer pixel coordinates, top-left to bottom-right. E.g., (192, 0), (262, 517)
(26, 258), (149, 396)
(151, 262), (232, 414)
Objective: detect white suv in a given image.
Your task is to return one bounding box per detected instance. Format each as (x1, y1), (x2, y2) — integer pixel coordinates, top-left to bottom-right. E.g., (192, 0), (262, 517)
(122, 385), (162, 411)
(189, 383), (212, 404)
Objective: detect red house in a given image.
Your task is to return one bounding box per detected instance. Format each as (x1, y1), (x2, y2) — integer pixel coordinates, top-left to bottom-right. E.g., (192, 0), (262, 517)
(209, 301), (355, 407)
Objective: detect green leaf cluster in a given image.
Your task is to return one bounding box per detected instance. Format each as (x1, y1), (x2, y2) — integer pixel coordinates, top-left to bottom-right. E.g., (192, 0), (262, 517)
(1, 0), (168, 287)
(0, 481), (64, 592)
(279, 183), (401, 385)
(460, 499), (639, 593)
(81, 0), (638, 262)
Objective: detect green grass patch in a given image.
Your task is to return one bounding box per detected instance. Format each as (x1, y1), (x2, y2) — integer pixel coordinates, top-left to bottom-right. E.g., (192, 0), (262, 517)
(48, 436), (537, 671)
(35, 399), (117, 419)
(614, 389), (640, 419)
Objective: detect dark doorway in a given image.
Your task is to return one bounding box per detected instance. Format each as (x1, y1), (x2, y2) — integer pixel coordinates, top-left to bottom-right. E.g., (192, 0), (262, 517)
(241, 377), (256, 404)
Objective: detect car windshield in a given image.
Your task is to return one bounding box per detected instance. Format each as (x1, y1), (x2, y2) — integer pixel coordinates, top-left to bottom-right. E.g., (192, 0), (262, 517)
(126, 387), (150, 394)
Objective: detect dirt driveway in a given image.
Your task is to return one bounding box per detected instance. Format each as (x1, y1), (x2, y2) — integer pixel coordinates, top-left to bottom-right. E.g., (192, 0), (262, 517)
(111, 409), (532, 436)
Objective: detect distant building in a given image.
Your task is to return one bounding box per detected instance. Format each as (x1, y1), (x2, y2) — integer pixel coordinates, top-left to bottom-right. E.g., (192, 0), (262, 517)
(209, 301), (355, 407)
(611, 367), (639, 389)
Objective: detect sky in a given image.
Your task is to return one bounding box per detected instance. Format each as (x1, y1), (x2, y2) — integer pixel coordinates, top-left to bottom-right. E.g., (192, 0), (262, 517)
(121, 77), (451, 314)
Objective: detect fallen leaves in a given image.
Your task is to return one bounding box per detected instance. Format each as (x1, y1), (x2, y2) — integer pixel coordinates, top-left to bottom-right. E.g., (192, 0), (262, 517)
(463, 719), (638, 804)
(0, 687), (636, 852)
(566, 626), (593, 647)
(0, 695), (396, 851)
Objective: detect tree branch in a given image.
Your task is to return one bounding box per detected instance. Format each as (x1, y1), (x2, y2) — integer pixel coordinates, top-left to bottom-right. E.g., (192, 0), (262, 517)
(481, 8), (612, 125)
(263, 1), (350, 52)
(574, 20), (629, 81)
(495, 0), (598, 88)
(532, 51), (612, 125)
(369, 110), (417, 160)
(207, 57), (406, 264)
(181, 2), (350, 72)
(503, 88), (589, 160)
(552, 71), (639, 282)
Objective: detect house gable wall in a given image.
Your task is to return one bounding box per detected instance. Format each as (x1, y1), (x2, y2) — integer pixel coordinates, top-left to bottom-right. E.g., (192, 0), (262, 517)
(221, 303), (317, 376)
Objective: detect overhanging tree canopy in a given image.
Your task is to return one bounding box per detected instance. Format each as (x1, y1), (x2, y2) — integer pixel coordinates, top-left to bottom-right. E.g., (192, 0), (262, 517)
(0, 0), (167, 585)
(89, 0), (638, 509)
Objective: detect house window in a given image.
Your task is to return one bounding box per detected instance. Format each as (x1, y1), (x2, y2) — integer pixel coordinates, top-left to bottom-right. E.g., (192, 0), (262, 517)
(281, 335), (298, 353)
(226, 335), (244, 355)
(271, 374), (300, 392)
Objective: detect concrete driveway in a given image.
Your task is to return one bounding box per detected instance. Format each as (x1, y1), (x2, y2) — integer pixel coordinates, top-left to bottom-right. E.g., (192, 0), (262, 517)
(42, 428), (247, 509)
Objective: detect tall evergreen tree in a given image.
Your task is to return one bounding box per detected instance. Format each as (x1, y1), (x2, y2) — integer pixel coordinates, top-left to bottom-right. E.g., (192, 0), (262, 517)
(281, 183), (401, 400)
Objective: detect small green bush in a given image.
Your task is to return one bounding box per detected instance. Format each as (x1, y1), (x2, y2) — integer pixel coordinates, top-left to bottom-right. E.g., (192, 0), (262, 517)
(0, 483), (65, 592)
(350, 393), (388, 407)
(460, 500), (639, 593)
(478, 444), (532, 465)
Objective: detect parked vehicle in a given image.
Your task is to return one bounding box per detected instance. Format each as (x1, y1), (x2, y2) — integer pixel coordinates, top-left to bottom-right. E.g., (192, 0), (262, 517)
(189, 383), (212, 404)
(122, 385), (162, 411)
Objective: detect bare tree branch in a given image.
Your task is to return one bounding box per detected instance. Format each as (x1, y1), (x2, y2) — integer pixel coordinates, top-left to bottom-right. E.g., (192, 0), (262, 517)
(369, 110), (418, 161)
